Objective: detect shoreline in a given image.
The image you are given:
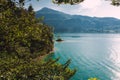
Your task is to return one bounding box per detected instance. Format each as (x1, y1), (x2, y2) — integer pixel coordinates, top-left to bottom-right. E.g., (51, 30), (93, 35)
(34, 48), (54, 61)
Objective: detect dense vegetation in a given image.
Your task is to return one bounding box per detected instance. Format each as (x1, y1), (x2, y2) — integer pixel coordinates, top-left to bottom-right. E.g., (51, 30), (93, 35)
(0, 0), (76, 79)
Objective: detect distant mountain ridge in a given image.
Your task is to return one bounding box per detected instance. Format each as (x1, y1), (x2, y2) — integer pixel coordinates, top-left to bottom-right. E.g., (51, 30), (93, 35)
(36, 7), (120, 33)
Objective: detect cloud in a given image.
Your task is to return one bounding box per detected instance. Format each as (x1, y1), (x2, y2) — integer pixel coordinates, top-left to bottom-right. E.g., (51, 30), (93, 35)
(81, 0), (102, 9)
(64, 0), (120, 19)
(30, 0), (120, 19)
(79, 0), (120, 18)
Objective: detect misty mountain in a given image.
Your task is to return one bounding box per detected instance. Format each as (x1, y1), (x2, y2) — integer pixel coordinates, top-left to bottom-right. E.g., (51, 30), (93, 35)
(36, 7), (120, 33)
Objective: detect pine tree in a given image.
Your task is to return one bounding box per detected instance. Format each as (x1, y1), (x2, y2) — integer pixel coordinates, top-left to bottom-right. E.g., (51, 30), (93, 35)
(0, 0), (76, 80)
(28, 4), (34, 12)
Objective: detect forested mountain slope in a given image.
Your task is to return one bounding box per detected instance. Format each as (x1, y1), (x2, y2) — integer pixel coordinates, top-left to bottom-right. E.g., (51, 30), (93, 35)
(36, 7), (120, 33)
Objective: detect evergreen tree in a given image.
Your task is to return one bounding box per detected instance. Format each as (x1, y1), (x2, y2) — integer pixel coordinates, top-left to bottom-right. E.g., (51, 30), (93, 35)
(0, 0), (76, 80)
(28, 4), (34, 12)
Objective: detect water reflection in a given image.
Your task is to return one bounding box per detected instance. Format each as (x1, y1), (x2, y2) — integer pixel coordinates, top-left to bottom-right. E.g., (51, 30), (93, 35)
(108, 38), (120, 80)
(53, 34), (120, 80)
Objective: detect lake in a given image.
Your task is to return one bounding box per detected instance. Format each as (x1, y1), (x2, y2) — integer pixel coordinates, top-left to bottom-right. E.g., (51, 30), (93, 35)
(52, 33), (120, 80)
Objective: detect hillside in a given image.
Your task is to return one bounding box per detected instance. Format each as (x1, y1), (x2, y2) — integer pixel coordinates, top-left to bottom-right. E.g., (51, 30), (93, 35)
(36, 7), (120, 33)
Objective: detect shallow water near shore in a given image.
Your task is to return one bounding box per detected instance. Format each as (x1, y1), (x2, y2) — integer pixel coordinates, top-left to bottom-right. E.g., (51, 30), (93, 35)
(52, 33), (120, 80)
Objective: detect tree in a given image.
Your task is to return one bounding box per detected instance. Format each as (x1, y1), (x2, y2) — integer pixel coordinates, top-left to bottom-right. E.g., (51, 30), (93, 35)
(0, 0), (54, 59)
(0, 0), (76, 80)
(0, 57), (76, 80)
(1, 0), (117, 79)
(53, 0), (120, 6)
(28, 4), (34, 12)
(53, 0), (84, 5)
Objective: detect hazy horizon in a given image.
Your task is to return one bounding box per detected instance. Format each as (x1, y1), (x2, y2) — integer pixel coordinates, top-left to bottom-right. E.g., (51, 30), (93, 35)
(37, 7), (120, 20)
(25, 0), (120, 19)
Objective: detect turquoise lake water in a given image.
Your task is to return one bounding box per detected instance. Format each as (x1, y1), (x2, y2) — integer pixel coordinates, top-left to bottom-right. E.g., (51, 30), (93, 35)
(53, 33), (120, 80)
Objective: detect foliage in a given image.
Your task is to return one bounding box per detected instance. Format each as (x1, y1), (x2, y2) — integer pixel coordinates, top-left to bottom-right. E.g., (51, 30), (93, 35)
(0, 0), (53, 59)
(0, 0), (76, 80)
(88, 78), (100, 80)
(52, 0), (120, 6)
(0, 57), (76, 80)
(111, 0), (120, 6)
(52, 0), (84, 5)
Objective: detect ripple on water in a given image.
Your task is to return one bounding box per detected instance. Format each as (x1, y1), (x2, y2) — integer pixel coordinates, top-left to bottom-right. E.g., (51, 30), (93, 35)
(54, 33), (120, 80)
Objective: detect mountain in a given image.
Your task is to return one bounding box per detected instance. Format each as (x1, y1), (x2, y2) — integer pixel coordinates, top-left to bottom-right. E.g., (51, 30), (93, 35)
(36, 7), (120, 33)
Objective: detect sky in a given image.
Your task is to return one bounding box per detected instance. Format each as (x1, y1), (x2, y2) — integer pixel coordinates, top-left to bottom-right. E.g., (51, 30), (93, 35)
(26, 0), (120, 19)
